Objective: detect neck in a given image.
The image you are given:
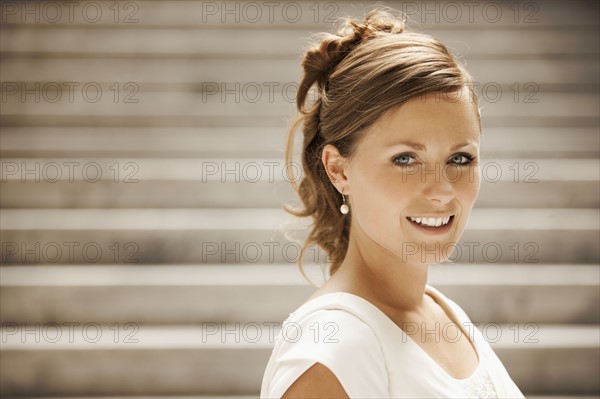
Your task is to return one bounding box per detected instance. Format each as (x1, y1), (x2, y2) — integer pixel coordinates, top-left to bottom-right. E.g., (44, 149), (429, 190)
(328, 223), (431, 314)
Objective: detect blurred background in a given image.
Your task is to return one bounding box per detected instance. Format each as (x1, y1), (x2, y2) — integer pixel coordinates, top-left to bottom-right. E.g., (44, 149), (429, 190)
(0, 0), (599, 398)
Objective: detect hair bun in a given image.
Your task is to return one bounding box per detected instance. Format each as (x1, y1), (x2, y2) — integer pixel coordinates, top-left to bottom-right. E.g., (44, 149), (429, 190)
(338, 8), (405, 39)
(298, 8), (405, 111)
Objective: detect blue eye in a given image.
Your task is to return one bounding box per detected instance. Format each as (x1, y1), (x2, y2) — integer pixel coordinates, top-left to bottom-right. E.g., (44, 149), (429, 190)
(392, 152), (476, 167)
(393, 153), (415, 166)
(449, 153), (475, 165)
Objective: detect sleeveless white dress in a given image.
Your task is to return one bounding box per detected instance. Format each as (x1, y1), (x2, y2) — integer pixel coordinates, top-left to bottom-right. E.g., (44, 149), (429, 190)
(260, 284), (525, 398)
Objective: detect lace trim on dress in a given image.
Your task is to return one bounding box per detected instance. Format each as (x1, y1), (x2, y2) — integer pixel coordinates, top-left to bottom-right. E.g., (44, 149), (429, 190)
(457, 366), (499, 398)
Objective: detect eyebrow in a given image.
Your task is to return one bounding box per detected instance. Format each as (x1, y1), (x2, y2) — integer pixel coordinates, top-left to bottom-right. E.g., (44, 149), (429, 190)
(391, 141), (477, 151)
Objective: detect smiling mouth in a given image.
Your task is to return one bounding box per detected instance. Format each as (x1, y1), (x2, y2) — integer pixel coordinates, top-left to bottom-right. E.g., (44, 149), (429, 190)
(406, 215), (454, 227)
(406, 215), (454, 235)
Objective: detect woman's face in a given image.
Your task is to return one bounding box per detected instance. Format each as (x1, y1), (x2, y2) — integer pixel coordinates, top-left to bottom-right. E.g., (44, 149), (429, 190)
(346, 87), (481, 265)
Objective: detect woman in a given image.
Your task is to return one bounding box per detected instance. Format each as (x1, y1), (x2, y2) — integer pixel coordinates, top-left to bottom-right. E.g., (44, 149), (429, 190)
(260, 7), (525, 399)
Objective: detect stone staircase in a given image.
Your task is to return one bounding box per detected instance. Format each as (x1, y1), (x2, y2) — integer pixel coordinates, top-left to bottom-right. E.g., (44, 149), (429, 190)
(1, 1), (599, 397)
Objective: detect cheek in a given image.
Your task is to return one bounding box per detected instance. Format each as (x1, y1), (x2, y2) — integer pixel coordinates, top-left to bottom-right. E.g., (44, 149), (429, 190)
(456, 165), (481, 204)
(443, 164), (480, 197)
(349, 167), (407, 230)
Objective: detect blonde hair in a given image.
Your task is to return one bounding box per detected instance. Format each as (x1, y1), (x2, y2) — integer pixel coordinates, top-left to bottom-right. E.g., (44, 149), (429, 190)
(285, 7), (480, 283)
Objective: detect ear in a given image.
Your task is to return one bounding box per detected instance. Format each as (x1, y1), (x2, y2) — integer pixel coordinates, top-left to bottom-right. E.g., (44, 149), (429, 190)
(321, 144), (350, 194)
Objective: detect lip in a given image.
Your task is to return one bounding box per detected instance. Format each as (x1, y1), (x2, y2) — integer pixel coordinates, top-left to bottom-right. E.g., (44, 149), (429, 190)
(405, 215), (455, 235)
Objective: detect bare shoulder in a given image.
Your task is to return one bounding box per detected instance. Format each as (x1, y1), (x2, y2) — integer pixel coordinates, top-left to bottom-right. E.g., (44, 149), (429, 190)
(282, 362), (349, 399)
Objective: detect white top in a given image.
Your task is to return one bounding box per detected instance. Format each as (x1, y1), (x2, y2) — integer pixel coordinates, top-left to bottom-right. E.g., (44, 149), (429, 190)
(260, 284), (525, 398)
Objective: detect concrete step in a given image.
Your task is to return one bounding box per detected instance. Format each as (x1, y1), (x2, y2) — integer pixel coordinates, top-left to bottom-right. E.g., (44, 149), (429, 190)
(1, 324), (598, 396)
(1, 208), (598, 265)
(2, 57), (597, 87)
(1, 0), (597, 28)
(1, 127), (598, 159)
(3, 114), (595, 130)
(1, 264), (598, 325)
(0, 158), (597, 208)
(2, 26), (598, 57)
(1, 178), (596, 209)
(2, 87), (597, 120)
(0, 127), (286, 158)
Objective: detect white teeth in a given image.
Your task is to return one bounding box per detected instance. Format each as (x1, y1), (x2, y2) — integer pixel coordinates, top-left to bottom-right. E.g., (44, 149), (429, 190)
(408, 216), (452, 227)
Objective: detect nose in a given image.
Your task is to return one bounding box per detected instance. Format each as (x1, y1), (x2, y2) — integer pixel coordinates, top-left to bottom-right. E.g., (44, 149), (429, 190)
(422, 169), (455, 205)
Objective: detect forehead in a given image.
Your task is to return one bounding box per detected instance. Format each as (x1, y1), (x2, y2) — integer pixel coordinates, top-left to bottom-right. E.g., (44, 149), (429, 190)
(366, 88), (481, 147)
